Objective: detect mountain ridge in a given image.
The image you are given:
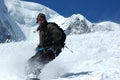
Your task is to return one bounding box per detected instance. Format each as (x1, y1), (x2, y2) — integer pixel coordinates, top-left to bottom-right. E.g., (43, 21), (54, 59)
(1, 0), (120, 80)
(1, 0), (120, 42)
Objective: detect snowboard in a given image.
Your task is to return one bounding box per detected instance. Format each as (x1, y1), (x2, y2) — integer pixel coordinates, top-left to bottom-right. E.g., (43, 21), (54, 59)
(27, 78), (40, 80)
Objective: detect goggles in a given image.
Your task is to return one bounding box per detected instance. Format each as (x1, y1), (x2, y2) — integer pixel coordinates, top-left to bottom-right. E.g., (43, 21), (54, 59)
(37, 17), (44, 21)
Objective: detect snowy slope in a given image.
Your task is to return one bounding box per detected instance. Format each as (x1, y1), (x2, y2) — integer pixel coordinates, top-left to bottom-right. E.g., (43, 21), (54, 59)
(41, 31), (120, 80)
(1, 0), (120, 80)
(1, 31), (120, 80)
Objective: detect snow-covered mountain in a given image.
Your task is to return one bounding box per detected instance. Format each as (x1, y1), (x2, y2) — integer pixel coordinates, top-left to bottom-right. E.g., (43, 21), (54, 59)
(1, 0), (120, 80)
(4, 0), (93, 35)
(62, 14), (92, 35)
(1, 0), (120, 42)
(0, 0), (25, 43)
(3, 0), (61, 41)
(4, 0), (59, 26)
(91, 21), (120, 31)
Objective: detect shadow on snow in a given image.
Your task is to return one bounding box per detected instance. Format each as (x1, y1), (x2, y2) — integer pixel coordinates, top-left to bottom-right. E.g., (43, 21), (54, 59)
(61, 71), (92, 78)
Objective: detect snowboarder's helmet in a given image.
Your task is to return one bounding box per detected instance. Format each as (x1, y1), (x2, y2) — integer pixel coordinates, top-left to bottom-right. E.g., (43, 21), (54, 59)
(36, 13), (46, 23)
(37, 13), (46, 19)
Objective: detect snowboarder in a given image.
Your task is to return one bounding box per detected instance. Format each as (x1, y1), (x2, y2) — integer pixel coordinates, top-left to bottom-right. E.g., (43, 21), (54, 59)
(25, 13), (66, 80)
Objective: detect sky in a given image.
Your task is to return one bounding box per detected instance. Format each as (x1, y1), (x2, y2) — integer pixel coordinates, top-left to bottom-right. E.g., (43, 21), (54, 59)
(23, 0), (120, 23)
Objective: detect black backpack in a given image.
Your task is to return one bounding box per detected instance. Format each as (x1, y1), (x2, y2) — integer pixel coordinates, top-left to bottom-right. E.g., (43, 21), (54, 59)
(48, 22), (66, 48)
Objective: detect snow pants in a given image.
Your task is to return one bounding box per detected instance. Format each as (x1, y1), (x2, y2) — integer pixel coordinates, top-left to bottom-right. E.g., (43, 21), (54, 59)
(25, 47), (61, 78)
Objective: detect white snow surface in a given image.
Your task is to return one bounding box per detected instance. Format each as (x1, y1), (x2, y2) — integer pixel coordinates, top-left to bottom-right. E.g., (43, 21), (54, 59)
(1, 0), (120, 80)
(1, 31), (120, 80)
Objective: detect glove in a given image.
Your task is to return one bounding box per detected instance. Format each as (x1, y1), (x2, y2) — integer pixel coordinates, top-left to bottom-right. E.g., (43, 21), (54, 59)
(38, 48), (45, 51)
(36, 47), (45, 52)
(36, 45), (43, 51)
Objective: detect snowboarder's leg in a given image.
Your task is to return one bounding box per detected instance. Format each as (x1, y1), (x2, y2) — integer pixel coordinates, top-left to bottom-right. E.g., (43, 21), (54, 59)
(25, 48), (61, 79)
(25, 52), (45, 79)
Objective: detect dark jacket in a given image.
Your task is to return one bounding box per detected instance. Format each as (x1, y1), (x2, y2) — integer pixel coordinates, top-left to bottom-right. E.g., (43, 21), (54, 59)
(37, 22), (62, 48)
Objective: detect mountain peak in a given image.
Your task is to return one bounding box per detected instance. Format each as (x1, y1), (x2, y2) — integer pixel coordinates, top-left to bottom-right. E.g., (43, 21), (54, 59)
(1, 0), (120, 43)
(71, 14), (85, 20)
